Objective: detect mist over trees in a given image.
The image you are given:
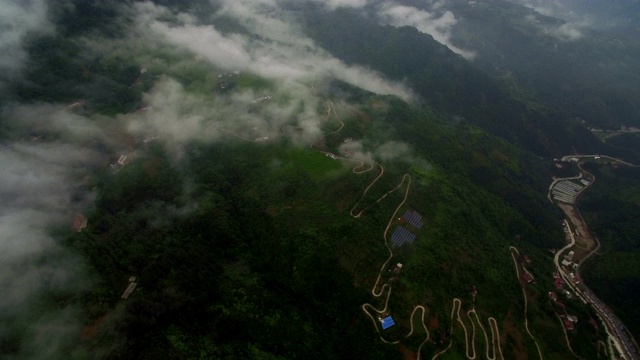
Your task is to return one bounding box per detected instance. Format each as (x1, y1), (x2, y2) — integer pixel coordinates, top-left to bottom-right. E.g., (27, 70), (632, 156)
(1, 0), (639, 358)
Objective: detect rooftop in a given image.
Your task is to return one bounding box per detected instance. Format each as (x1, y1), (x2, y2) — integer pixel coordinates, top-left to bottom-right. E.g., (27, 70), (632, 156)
(381, 316), (395, 330)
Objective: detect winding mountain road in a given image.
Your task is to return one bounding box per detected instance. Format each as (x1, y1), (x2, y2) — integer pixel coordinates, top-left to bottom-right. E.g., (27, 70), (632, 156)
(553, 155), (640, 360)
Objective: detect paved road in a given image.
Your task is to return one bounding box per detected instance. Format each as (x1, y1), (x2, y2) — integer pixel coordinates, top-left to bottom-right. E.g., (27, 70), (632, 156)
(561, 154), (638, 167)
(556, 220), (639, 360)
(552, 156), (640, 360)
(468, 309), (503, 360)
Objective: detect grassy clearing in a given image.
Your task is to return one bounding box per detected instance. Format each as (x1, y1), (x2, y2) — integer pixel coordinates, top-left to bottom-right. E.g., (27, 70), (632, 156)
(283, 149), (344, 182)
(235, 73), (272, 91)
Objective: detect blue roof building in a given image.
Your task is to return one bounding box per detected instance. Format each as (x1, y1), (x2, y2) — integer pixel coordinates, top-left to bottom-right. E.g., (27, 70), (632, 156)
(381, 316), (395, 330)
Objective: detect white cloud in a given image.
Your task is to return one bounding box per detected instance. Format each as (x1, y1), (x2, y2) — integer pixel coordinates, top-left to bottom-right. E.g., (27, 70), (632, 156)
(0, 106), (102, 359)
(151, 22), (252, 70)
(0, 0), (52, 84)
(375, 140), (411, 162)
(124, 76), (327, 151)
(518, 1), (587, 41)
(377, 3), (476, 59)
(137, 1), (415, 102)
(310, 0), (368, 10)
(554, 22), (583, 41)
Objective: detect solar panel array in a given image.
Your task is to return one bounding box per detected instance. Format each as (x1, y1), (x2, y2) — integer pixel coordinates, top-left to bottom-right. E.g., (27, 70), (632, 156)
(381, 316), (396, 330)
(391, 226), (416, 247)
(402, 210), (424, 229)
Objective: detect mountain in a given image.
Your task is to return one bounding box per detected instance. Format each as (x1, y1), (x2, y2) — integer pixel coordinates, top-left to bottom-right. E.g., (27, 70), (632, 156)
(300, 4), (618, 158)
(448, 0), (640, 130)
(1, 1), (637, 359)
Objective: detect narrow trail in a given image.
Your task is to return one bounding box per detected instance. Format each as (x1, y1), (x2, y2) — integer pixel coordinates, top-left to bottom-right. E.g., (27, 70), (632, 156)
(462, 307), (475, 360)
(510, 246), (543, 360)
(234, 84), (505, 360)
(430, 298), (500, 360)
(351, 160), (375, 174)
(353, 148), (502, 360)
(308, 99), (377, 176)
(370, 174), (412, 297)
(469, 309), (500, 360)
(350, 169), (411, 219)
(489, 317), (504, 360)
(220, 128), (254, 142)
(360, 173), (410, 301)
(408, 306), (431, 356)
(360, 174), (433, 357)
(307, 86), (502, 360)
(350, 163), (386, 218)
(305, 90), (432, 353)
(326, 101), (344, 135)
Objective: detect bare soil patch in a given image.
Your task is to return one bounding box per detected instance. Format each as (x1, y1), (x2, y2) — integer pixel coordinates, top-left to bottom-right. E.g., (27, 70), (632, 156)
(558, 203), (597, 253)
(80, 315), (107, 341)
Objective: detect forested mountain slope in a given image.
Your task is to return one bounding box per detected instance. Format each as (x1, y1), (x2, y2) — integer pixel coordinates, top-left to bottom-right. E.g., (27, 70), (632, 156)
(301, 5), (608, 158)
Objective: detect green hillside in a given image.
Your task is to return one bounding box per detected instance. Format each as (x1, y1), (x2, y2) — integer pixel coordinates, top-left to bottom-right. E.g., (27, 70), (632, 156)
(1, 1), (633, 359)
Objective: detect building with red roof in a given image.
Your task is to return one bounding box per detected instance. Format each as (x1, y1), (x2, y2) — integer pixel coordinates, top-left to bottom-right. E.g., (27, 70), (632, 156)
(554, 277), (564, 290)
(72, 213), (87, 232)
(563, 319), (575, 331)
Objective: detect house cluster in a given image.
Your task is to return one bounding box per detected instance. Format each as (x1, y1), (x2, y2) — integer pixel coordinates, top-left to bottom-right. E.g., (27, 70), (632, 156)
(68, 100), (84, 109)
(251, 95), (271, 104)
(553, 271), (574, 298)
(217, 71), (240, 90)
(553, 271), (564, 290)
(548, 291), (579, 331)
(590, 126), (640, 133)
(110, 152), (135, 172)
(217, 71), (240, 79)
(519, 253), (534, 284)
(143, 136), (158, 144)
(561, 250), (575, 267)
